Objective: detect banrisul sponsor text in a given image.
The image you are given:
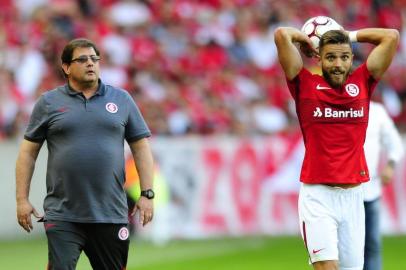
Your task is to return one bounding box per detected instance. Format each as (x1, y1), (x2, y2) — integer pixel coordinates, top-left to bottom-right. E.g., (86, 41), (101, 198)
(313, 107), (364, 118)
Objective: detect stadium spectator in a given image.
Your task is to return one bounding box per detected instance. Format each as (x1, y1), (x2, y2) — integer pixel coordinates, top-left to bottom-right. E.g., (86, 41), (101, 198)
(274, 24), (399, 270)
(0, 1), (405, 139)
(15, 38), (154, 270)
(363, 101), (404, 270)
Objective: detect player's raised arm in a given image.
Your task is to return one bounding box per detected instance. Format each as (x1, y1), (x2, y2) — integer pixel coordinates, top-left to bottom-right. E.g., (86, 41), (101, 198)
(351, 28), (399, 80)
(274, 27), (317, 80)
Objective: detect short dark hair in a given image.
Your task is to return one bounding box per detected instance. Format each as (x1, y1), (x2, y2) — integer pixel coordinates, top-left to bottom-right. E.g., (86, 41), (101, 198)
(319, 30), (351, 52)
(61, 38), (100, 64)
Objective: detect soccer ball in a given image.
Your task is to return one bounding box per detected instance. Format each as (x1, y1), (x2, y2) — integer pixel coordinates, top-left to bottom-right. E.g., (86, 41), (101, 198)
(301, 16), (342, 50)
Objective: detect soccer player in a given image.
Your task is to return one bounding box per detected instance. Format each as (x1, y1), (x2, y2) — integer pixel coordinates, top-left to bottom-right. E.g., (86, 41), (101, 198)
(274, 26), (399, 270)
(363, 101), (404, 270)
(15, 38), (155, 270)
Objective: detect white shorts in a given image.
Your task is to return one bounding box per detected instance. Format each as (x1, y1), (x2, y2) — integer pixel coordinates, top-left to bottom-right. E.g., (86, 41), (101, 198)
(298, 183), (365, 270)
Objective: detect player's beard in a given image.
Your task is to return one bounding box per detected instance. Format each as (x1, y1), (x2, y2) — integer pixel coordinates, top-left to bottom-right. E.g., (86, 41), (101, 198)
(322, 67), (349, 89)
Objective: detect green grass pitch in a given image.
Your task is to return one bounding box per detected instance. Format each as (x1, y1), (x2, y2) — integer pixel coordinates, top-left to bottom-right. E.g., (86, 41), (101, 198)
(0, 236), (405, 269)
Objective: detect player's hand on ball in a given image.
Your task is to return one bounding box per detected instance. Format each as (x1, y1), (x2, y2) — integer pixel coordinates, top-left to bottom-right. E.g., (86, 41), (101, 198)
(300, 42), (319, 58)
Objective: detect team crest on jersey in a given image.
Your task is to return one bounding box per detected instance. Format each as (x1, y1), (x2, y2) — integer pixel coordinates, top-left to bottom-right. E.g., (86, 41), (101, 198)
(345, 84), (359, 97)
(118, 227), (129, 240)
(106, 102), (118, 113)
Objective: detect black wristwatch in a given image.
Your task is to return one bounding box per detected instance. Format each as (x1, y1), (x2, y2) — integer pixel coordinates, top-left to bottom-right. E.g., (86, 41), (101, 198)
(140, 189), (155, 199)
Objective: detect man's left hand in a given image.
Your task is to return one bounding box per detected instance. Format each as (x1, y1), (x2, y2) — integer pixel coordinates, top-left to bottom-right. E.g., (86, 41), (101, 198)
(132, 197), (154, 226)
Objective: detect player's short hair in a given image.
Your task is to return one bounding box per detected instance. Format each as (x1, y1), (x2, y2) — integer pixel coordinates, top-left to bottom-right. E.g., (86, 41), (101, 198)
(61, 38), (100, 64)
(319, 30), (351, 52)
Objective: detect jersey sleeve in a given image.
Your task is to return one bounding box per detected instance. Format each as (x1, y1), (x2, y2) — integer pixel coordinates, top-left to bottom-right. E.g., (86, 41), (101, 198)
(24, 94), (49, 143)
(124, 92), (151, 143)
(286, 68), (312, 99)
(354, 63), (379, 96)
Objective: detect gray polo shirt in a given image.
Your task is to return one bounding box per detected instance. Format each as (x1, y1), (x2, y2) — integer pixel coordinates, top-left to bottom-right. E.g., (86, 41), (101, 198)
(25, 81), (151, 223)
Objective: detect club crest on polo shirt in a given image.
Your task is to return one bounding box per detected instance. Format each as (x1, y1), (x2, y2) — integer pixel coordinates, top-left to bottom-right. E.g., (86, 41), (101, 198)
(118, 227), (129, 240)
(106, 102), (118, 113)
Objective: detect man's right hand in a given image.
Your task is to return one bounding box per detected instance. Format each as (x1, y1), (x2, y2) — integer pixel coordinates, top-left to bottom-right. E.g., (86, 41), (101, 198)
(300, 43), (319, 58)
(16, 200), (41, 233)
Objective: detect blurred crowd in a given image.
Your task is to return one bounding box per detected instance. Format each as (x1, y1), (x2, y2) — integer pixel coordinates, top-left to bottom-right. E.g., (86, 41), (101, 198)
(1, 0), (406, 140)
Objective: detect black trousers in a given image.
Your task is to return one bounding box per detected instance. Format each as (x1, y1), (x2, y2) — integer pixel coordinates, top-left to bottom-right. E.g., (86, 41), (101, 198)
(44, 220), (130, 270)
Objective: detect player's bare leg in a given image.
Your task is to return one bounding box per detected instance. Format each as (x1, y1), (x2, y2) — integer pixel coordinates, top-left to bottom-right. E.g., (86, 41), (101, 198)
(313, 260), (339, 270)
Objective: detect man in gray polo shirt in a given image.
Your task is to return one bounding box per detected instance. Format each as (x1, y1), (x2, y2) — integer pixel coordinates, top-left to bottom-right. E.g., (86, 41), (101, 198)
(16, 38), (154, 270)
